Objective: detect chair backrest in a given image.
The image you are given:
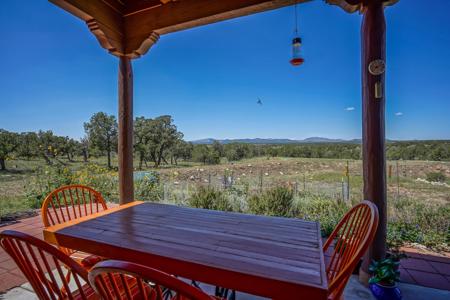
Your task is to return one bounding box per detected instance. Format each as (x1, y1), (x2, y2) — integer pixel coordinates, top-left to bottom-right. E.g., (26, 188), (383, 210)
(41, 185), (107, 227)
(89, 260), (215, 300)
(0, 230), (94, 300)
(323, 200), (379, 299)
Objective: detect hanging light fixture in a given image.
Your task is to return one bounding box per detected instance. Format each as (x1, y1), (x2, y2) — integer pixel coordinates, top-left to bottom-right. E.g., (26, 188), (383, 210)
(290, 2), (304, 66)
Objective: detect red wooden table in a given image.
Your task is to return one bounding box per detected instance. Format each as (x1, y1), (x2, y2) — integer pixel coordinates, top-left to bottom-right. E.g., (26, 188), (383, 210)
(44, 201), (328, 299)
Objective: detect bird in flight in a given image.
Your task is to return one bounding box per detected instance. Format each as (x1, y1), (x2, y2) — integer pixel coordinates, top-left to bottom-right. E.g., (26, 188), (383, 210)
(257, 98), (263, 105)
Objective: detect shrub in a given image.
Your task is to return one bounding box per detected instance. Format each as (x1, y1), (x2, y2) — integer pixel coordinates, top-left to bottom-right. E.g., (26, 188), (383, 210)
(135, 171), (163, 202)
(72, 164), (118, 202)
(426, 172), (447, 183)
(293, 195), (350, 237)
(224, 144), (250, 161)
(248, 186), (294, 217)
(387, 197), (449, 251)
(25, 164), (73, 209)
(191, 145), (220, 165)
(224, 184), (249, 213)
(188, 186), (232, 211)
(25, 163), (119, 208)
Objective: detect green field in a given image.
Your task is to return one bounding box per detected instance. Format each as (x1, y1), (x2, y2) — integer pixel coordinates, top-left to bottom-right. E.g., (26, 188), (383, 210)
(1, 156), (449, 252)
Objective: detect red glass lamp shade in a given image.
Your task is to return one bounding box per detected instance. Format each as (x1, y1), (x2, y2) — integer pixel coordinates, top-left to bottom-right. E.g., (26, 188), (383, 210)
(290, 57), (304, 66)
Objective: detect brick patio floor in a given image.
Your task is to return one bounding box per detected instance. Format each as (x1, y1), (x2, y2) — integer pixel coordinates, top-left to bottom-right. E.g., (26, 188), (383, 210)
(1, 211), (449, 293)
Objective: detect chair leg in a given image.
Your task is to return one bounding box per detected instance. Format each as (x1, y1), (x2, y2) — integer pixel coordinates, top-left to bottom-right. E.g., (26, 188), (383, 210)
(192, 280), (236, 299)
(215, 287), (236, 300)
(191, 280), (201, 288)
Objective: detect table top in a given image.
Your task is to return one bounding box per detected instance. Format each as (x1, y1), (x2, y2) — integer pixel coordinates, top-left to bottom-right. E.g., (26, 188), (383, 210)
(44, 201), (328, 299)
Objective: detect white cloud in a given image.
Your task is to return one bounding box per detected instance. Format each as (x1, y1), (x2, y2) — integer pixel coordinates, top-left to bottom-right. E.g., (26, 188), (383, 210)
(395, 112), (403, 116)
(345, 107), (355, 111)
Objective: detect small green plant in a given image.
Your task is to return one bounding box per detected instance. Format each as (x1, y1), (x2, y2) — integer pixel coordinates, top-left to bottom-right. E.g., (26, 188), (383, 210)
(426, 172), (447, 183)
(73, 163), (118, 202)
(25, 164), (73, 208)
(369, 257), (401, 286)
(387, 197), (449, 251)
(247, 186), (293, 217)
(188, 186), (232, 211)
(225, 184), (249, 212)
(135, 171), (163, 202)
(25, 163), (120, 208)
(387, 250), (407, 262)
(293, 195), (349, 236)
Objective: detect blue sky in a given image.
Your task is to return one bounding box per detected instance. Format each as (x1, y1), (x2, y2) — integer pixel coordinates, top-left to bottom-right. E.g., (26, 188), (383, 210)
(1, 0), (449, 141)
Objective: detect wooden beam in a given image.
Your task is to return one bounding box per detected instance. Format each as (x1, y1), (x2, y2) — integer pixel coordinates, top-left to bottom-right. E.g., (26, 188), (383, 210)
(49, 0), (123, 32)
(125, 32), (160, 58)
(325, 0), (363, 13)
(359, 1), (387, 284)
(101, 0), (125, 14)
(118, 56), (134, 204)
(325, 0), (399, 13)
(124, 0), (164, 16)
(49, 0), (124, 55)
(124, 0), (309, 55)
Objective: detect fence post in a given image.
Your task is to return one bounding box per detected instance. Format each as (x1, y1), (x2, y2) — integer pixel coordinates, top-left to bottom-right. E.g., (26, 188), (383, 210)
(396, 160), (400, 199)
(230, 171), (234, 189)
(346, 161), (350, 201)
(303, 173), (306, 192)
(163, 183), (167, 202)
(223, 172), (227, 189)
(259, 170), (263, 194)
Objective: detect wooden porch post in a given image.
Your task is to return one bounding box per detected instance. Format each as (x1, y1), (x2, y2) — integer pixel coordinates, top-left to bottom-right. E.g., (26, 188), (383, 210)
(359, 1), (387, 283)
(118, 56), (134, 204)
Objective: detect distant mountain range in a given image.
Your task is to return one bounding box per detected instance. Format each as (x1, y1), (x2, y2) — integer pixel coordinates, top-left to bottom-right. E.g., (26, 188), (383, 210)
(191, 137), (363, 145)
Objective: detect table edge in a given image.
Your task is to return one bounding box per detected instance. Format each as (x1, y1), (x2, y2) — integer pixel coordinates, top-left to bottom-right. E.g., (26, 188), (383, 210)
(317, 221), (329, 290)
(43, 200), (143, 245)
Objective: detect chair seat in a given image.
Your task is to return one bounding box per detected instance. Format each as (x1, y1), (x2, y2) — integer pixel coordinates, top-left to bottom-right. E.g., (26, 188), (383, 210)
(171, 297), (223, 300)
(72, 283), (100, 300)
(70, 251), (103, 269)
(99, 274), (153, 299)
(169, 296), (223, 300)
(97, 273), (222, 300)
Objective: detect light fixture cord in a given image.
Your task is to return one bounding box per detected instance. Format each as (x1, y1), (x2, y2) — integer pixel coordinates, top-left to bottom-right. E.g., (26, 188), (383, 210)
(294, 1), (299, 35)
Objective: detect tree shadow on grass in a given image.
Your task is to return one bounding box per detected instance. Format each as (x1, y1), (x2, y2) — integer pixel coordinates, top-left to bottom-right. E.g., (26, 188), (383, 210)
(0, 169), (35, 175)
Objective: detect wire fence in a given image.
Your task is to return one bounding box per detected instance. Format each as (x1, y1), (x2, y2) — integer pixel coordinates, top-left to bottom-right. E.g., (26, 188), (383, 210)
(152, 160), (449, 204)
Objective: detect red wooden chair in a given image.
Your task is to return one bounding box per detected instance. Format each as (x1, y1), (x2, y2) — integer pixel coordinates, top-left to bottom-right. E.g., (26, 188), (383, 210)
(0, 230), (98, 300)
(324, 200), (379, 300)
(89, 260), (218, 300)
(41, 185), (108, 268)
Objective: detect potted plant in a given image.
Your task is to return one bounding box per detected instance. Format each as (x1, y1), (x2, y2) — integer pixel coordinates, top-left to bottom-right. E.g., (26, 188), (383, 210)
(369, 257), (402, 300)
(387, 250), (407, 269)
(386, 240), (408, 267)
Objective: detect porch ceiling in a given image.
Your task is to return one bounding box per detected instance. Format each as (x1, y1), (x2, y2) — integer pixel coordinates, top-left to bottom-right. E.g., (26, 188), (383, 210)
(49, 0), (311, 58)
